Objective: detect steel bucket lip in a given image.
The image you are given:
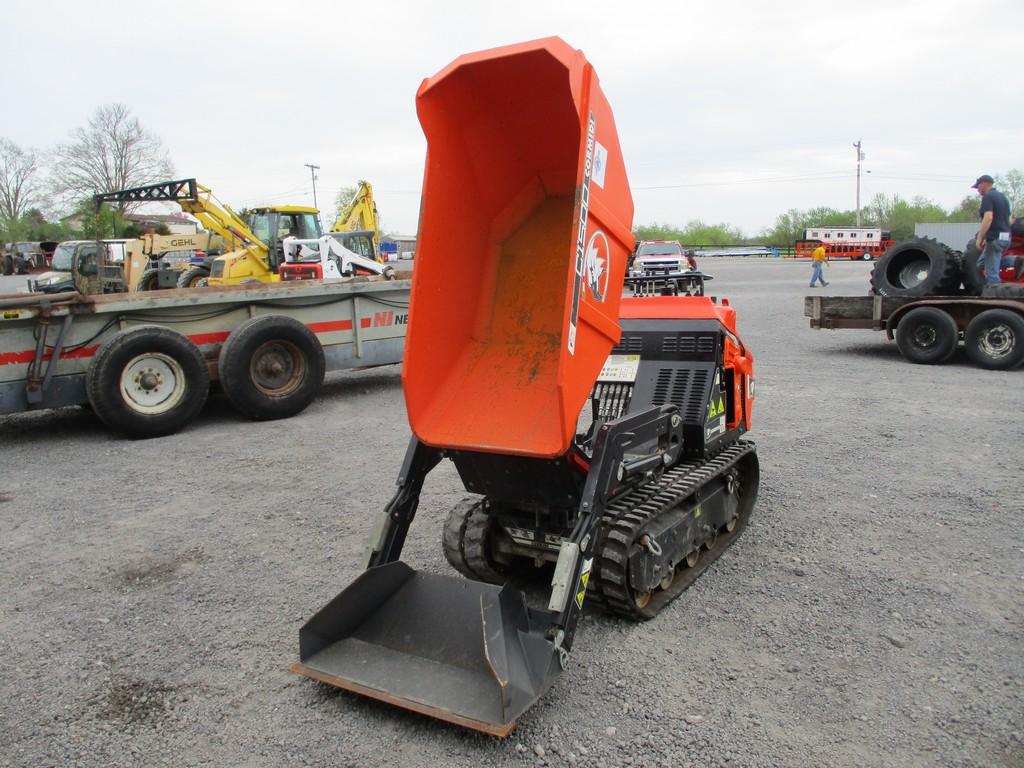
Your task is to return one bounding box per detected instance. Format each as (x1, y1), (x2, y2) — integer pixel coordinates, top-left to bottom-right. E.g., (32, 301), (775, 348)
(289, 660), (517, 737)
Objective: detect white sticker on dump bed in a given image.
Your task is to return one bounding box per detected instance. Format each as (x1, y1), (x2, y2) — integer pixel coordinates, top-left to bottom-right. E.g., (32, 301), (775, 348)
(598, 354), (640, 382)
(592, 142), (608, 188)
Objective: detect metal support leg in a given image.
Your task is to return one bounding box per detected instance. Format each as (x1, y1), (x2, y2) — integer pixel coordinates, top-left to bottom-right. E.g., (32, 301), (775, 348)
(365, 438), (443, 568)
(548, 405), (683, 651)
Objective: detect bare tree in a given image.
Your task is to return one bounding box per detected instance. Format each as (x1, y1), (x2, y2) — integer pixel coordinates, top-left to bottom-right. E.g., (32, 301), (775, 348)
(51, 103), (173, 212)
(0, 138), (42, 222)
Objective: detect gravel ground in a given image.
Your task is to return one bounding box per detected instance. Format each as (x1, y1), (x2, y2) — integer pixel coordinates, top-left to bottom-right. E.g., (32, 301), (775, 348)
(1, 259), (1021, 768)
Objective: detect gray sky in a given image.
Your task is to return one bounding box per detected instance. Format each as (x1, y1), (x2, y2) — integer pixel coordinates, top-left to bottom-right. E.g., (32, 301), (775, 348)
(3, 0), (1021, 236)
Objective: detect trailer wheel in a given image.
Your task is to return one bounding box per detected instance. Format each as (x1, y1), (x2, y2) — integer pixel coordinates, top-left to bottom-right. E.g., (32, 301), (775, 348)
(218, 315), (325, 420)
(870, 238), (960, 297)
(860, 252), (873, 261)
(176, 266), (209, 289)
(86, 326), (209, 438)
(964, 309), (1024, 370)
(137, 269), (160, 291)
(894, 307), (959, 365)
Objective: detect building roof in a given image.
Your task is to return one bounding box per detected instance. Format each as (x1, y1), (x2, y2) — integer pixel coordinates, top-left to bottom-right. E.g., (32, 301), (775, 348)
(125, 213), (195, 224)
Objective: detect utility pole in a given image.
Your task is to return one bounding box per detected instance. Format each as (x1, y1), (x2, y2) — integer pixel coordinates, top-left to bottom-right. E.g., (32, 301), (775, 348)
(304, 163), (320, 211)
(853, 140), (864, 226)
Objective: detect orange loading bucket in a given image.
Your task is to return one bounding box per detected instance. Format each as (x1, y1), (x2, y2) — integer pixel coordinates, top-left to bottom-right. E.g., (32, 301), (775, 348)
(405, 36), (635, 457)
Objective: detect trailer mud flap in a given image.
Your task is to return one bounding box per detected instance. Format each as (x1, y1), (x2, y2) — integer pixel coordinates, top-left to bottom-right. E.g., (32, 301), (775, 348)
(290, 562), (561, 736)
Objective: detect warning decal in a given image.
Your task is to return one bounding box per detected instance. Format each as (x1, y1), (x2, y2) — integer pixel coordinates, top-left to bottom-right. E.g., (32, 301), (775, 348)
(708, 395), (725, 419)
(575, 558), (593, 609)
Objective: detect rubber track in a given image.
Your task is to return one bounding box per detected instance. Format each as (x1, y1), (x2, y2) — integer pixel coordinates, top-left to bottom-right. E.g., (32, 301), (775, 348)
(590, 440), (757, 620)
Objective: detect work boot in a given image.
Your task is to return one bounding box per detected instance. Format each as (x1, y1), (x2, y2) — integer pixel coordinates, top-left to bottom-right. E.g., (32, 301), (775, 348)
(822, 281), (829, 287)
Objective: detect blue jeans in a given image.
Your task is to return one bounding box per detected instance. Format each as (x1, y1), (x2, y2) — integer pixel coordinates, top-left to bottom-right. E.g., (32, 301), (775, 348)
(978, 238), (1013, 284)
(810, 261), (826, 286)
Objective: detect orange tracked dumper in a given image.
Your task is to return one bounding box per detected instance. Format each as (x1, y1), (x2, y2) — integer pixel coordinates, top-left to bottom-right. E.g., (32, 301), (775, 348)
(291, 37), (760, 736)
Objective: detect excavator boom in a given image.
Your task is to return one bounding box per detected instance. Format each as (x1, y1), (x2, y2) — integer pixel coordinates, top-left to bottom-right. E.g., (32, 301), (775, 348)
(331, 180), (380, 245)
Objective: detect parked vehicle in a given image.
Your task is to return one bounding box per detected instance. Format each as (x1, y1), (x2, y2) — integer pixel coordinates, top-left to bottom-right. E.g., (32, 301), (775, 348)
(796, 226), (894, 261)
(2, 241), (56, 275)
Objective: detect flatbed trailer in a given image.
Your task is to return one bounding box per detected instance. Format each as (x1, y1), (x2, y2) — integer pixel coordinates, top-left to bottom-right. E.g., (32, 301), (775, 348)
(805, 293), (1024, 370)
(0, 274), (411, 436)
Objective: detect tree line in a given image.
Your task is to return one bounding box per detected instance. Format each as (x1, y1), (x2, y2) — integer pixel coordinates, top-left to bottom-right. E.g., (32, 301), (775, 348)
(3, 105), (1020, 249)
(635, 170), (1022, 246)
(0, 103), (173, 243)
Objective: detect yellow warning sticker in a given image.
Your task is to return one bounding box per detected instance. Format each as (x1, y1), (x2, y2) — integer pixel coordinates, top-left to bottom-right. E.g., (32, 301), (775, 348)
(708, 396), (725, 419)
(575, 559), (593, 609)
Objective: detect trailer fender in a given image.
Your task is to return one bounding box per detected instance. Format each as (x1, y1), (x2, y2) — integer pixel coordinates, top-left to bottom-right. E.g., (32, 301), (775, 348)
(218, 314), (325, 421)
(86, 325), (209, 438)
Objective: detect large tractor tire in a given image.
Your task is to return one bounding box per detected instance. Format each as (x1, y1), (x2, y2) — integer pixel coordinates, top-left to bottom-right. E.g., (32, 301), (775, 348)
(893, 306), (959, 365)
(964, 309), (1024, 370)
(982, 283), (1024, 299)
(959, 238), (995, 295)
(137, 269), (161, 291)
(870, 238), (960, 298)
(176, 266), (209, 289)
(218, 315), (325, 420)
(86, 326), (210, 438)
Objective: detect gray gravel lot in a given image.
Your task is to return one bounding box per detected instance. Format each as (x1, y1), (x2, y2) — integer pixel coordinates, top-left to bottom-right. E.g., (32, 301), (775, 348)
(1, 259), (1021, 768)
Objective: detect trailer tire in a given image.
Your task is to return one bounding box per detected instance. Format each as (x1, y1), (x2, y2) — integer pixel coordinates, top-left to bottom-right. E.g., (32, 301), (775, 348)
(981, 283), (1024, 299)
(2, 254), (12, 275)
(860, 252), (874, 261)
(137, 269), (160, 291)
(86, 326), (209, 438)
(870, 238), (960, 297)
(218, 315), (325, 420)
(964, 309), (1024, 370)
(176, 266), (209, 289)
(894, 306), (959, 365)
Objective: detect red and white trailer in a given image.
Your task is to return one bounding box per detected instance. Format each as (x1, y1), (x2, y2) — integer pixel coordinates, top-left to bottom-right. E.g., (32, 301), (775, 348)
(0, 275), (410, 437)
(795, 226), (894, 261)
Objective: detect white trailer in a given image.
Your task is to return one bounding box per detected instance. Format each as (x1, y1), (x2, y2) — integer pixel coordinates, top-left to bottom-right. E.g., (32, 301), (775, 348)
(0, 275), (411, 437)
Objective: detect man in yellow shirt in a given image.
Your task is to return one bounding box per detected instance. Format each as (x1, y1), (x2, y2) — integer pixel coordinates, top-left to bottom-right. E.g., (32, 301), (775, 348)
(809, 244), (829, 287)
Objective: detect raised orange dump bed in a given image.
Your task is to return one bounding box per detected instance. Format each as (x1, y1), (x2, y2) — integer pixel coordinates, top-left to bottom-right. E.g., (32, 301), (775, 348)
(404, 37), (635, 458)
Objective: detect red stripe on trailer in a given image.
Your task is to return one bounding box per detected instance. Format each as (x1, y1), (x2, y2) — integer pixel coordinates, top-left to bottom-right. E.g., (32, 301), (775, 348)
(0, 344), (102, 367)
(307, 320), (354, 333)
(0, 318), (358, 367)
(189, 331), (231, 346)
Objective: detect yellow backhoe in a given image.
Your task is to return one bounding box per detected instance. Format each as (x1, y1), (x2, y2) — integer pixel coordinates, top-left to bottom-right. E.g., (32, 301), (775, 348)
(93, 180), (322, 286)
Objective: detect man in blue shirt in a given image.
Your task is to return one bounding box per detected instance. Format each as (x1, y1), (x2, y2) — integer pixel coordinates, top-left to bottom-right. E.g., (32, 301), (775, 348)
(972, 174), (1013, 285)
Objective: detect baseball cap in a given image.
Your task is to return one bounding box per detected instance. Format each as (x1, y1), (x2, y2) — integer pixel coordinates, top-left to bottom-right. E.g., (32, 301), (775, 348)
(971, 174), (994, 188)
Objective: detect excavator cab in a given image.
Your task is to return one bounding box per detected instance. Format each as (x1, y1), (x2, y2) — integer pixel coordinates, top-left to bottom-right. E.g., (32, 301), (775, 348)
(246, 208), (322, 271)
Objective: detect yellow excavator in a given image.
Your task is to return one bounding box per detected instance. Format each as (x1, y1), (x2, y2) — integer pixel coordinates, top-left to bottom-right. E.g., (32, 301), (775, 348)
(330, 180), (382, 263)
(94, 180), (322, 286)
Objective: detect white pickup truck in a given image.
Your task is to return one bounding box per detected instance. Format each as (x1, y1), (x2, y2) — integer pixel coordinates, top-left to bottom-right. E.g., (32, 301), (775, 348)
(630, 240), (695, 276)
